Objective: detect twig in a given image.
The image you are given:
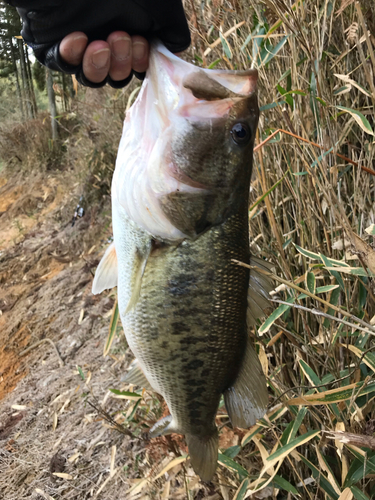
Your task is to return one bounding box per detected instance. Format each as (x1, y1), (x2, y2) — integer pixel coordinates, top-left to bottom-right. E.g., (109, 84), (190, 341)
(19, 339), (64, 367)
(254, 128), (375, 176)
(232, 259), (375, 334)
(271, 299), (374, 335)
(86, 399), (134, 438)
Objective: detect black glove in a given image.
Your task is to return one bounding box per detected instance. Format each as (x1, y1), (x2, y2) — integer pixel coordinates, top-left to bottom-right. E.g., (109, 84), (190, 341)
(7, 0), (191, 88)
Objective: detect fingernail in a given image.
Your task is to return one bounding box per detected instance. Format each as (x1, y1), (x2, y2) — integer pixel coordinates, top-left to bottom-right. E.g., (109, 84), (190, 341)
(112, 36), (131, 61)
(72, 34), (87, 43)
(92, 48), (110, 69)
(132, 41), (145, 60)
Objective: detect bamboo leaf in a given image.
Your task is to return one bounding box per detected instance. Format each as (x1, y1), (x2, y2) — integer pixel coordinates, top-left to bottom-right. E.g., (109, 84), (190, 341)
(266, 430), (320, 462)
(287, 381), (375, 406)
(219, 32), (232, 59)
(258, 35), (289, 65)
(306, 271), (316, 294)
(341, 344), (375, 373)
(336, 105), (374, 136)
(272, 475), (299, 494)
(259, 297), (294, 334)
(293, 244), (322, 262)
(233, 478), (250, 500)
(350, 486), (370, 500)
(218, 453), (249, 479)
(298, 453), (340, 499)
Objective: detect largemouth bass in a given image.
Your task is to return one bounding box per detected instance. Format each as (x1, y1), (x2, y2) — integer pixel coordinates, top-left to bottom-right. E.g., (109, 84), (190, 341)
(92, 42), (272, 481)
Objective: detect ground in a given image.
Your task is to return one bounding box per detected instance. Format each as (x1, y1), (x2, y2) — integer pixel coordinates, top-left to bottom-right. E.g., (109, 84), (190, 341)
(0, 167), (242, 500)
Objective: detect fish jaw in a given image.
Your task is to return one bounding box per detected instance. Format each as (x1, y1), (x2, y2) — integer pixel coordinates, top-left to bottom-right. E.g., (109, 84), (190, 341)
(112, 41), (259, 242)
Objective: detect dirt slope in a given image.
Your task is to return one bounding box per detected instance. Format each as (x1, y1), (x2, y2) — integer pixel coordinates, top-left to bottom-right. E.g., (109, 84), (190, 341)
(0, 169), (146, 500)
(0, 168), (234, 500)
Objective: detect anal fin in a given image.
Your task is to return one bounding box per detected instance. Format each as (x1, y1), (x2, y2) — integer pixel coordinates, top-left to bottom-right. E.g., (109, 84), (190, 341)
(224, 339), (268, 428)
(121, 359), (154, 392)
(92, 242), (118, 294)
(186, 430), (218, 483)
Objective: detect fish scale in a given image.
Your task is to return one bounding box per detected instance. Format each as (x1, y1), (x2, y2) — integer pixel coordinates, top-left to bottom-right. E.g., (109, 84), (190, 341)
(124, 211), (250, 435)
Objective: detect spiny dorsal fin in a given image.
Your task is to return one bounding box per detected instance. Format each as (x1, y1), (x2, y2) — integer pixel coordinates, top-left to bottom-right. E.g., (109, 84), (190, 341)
(92, 242), (118, 295)
(224, 339), (268, 429)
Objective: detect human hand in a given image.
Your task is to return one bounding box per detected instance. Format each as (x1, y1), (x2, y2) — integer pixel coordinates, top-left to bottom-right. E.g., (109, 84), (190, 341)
(59, 31), (149, 85)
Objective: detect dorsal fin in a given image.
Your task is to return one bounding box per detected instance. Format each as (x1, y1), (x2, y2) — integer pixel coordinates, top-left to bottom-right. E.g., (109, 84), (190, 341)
(92, 242), (118, 294)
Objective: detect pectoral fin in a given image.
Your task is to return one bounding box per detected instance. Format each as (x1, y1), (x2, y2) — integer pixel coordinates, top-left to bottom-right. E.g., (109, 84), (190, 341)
(121, 359), (154, 392)
(224, 339), (268, 428)
(92, 242), (118, 294)
(124, 243), (152, 314)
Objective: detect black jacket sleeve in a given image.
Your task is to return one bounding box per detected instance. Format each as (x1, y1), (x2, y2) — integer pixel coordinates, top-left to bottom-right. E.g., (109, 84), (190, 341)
(6, 0), (191, 88)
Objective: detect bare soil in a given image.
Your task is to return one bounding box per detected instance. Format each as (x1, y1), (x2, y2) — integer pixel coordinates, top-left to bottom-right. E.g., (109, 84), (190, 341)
(0, 168), (144, 499)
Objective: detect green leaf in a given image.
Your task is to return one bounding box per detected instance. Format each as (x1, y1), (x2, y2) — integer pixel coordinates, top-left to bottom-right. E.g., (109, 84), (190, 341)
(290, 407), (308, 441)
(320, 253), (345, 291)
(298, 454), (339, 499)
(306, 272), (316, 294)
(109, 388), (142, 398)
(77, 365), (85, 381)
(311, 147), (334, 167)
(336, 105), (374, 136)
(267, 430), (319, 462)
(258, 35), (288, 65)
(249, 171), (288, 214)
(293, 244), (322, 262)
(259, 296), (294, 334)
(287, 381), (375, 406)
(344, 451), (375, 488)
(219, 32), (232, 59)
(233, 478), (250, 500)
(126, 399), (141, 421)
(259, 101), (286, 112)
(222, 445), (241, 459)
(272, 475), (299, 494)
(299, 359), (321, 386)
(208, 58), (221, 69)
(316, 285), (340, 293)
(351, 485), (370, 500)
(218, 453), (248, 480)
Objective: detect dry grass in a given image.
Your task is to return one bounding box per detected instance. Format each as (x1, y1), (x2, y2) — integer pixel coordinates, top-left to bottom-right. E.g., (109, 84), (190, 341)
(1, 0), (375, 498)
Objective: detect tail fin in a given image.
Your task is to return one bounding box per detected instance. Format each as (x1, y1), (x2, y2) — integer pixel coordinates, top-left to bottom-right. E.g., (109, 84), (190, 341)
(186, 430), (218, 482)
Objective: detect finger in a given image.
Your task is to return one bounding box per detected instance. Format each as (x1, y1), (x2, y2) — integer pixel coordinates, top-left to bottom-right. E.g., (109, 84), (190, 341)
(59, 32), (88, 66)
(131, 36), (149, 74)
(82, 40), (111, 84)
(107, 31), (132, 82)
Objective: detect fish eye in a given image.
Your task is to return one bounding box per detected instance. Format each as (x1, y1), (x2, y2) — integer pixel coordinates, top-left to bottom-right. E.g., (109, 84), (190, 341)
(231, 123), (251, 145)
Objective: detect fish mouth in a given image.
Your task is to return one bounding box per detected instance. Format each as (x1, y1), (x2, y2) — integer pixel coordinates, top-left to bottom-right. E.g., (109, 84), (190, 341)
(112, 41), (258, 242)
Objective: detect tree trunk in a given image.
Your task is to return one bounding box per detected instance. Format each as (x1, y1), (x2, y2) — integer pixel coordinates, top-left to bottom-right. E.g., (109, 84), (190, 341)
(46, 68), (58, 140)
(9, 37), (24, 120)
(25, 46), (38, 116)
(17, 38), (32, 118)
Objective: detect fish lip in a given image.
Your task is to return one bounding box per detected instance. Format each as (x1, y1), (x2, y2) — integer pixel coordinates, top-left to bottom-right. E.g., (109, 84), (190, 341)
(151, 40), (258, 96)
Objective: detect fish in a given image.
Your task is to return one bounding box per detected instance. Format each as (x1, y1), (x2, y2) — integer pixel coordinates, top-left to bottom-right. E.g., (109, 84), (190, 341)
(92, 41), (273, 482)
